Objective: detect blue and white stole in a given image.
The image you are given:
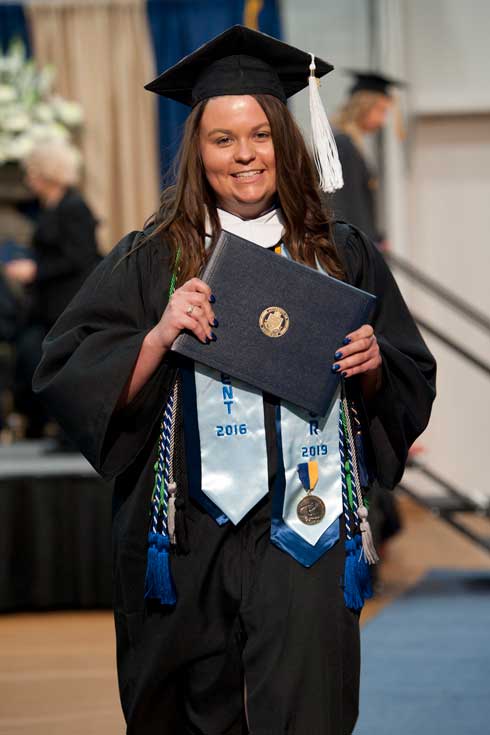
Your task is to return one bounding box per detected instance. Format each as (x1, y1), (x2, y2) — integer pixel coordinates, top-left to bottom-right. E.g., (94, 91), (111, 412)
(188, 208), (342, 565)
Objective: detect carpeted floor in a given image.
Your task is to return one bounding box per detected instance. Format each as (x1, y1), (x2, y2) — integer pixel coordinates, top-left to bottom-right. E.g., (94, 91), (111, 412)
(355, 569), (490, 734)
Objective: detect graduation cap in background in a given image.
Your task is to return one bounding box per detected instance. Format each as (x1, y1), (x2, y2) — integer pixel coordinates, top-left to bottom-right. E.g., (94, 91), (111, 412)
(145, 25), (343, 193)
(347, 70), (406, 97)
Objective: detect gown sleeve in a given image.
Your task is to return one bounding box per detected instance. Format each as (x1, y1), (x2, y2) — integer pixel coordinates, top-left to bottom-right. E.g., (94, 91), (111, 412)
(32, 231), (176, 481)
(334, 223), (437, 489)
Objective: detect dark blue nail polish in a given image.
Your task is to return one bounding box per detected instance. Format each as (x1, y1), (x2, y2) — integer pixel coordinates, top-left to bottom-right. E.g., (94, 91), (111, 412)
(331, 364), (340, 373)
(205, 337), (210, 344)
(212, 318), (219, 327)
(342, 371), (348, 377)
(210, 332), (217, 341)
(209, 294), (216, 303)
(342, 337), (351, 345)
(335, 351), (343, 360)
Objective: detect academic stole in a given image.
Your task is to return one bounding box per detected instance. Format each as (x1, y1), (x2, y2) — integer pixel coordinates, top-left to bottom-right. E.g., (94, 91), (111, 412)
(186, 362), (342, 565)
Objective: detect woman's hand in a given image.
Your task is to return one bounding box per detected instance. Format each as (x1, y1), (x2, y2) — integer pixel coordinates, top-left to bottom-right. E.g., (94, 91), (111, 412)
(331, 324), (382, 397)
(151, 277), (217, 350)
(4, 259), (37, 284)
(118, 278), (217, 408)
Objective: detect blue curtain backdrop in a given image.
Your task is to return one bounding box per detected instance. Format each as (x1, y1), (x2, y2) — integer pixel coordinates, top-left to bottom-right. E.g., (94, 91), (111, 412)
(146, 0), (282, 179)
(0, 3), (31, 54)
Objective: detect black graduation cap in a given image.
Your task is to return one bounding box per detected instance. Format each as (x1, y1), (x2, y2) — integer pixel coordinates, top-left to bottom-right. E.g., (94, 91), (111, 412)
(145, 24), (334, 107)
(347, 70), (406, 96)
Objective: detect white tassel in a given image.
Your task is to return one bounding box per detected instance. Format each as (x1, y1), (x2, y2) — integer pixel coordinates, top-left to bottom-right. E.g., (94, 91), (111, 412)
(308, 54), (344, 193)
(357, 504), (380, 565)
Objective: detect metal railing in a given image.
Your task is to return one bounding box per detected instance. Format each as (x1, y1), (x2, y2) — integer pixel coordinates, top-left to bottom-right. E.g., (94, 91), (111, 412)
(385, 251), (490, 333)
(386, 251), (490, 552)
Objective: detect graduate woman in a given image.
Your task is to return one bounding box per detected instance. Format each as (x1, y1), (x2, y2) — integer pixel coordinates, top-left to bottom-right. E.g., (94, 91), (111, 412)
(34, 27), (436, 735)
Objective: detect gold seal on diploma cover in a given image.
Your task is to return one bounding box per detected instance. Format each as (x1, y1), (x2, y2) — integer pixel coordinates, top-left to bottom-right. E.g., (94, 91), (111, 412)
(297, 495), (326, 525)
(259, 306), (289, 338)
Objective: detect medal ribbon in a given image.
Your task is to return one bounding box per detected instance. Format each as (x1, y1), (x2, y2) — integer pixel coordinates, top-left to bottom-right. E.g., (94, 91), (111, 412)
(279, 389), (342, 545)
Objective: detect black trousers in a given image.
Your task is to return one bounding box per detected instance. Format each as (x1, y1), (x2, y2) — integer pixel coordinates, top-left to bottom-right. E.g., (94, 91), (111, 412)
(115, 498), (360, 735)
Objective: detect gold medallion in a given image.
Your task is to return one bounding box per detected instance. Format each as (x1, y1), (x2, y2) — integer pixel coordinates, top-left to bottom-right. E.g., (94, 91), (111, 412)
(259, 306), (289, 338)
(297, 495), (326, 525)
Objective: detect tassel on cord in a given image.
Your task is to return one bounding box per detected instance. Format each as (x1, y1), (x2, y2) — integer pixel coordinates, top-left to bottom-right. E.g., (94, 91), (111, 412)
(144, 253), (182, 606)
(145, 532), (176, 606)
(344, 537), (364, 610)
(357, 505), (379, 565)
(342, 395), (379, 565)
(339, 404), (364, 610)
(144, 381), (179, 605)
(308, 54), (344, 193)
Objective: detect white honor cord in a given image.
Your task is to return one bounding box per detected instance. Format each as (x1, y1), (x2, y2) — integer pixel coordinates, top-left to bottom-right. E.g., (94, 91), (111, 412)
(342, 394), (379, 564)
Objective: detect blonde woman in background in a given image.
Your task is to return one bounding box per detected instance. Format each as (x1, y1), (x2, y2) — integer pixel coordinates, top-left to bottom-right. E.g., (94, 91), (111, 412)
(329, 71), (403, 245)
(5, 140), (100, 438)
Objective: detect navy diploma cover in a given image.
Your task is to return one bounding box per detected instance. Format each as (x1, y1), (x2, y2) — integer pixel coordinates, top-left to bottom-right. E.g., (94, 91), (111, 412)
(172, 231), (375, 415)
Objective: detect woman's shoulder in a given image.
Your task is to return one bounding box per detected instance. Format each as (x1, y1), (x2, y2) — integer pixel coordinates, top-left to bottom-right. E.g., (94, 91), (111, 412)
(331, 221), (381, 284)
(98, 226), (172, 289)
(104, 224), (168, 263)
(331, 220), (372, 251)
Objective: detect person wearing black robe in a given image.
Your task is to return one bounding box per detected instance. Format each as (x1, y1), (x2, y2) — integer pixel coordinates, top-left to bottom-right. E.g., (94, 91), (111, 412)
(331, 131), (379, 242)
(33, 28), (436, 735)
(329, 71), (405, 245)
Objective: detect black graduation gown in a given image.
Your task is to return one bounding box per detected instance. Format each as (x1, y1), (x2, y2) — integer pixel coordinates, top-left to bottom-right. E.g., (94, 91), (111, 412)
(33, 223), (436, 735)
(330, 133), (379, 243)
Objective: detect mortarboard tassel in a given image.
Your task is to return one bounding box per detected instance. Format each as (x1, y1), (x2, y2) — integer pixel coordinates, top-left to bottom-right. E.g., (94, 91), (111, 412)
(308, 54), (344, 193)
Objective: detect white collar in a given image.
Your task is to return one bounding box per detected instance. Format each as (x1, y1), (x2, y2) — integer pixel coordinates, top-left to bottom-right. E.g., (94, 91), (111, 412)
(205, 207), (285, 248)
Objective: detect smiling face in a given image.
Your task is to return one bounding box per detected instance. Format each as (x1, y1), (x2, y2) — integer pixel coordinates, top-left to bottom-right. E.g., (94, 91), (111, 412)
(199, 95), (277, 219)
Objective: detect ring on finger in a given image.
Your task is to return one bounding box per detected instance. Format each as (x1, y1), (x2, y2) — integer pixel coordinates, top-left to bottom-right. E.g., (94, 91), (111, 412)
(186, 304), (195, 316)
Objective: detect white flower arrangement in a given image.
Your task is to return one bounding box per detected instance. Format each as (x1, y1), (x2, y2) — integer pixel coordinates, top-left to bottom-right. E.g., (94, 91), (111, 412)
(0, 40), (84, 166)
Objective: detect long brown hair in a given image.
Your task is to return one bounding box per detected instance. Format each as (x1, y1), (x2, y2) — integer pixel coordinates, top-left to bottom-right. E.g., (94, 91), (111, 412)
(149, 94), (345, 284)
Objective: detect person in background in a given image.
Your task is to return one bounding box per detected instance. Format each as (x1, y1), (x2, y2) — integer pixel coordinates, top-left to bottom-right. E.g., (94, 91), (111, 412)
(330, 71), (404, 246)
(4, 140), (100, 438)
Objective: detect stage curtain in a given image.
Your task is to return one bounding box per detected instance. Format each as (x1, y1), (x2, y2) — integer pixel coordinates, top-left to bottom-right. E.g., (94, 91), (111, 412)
(27, 0), (160, 253)
(0, 3), (31, 54)
(146, 0), (282, 176)
(0, 474), (113, 611)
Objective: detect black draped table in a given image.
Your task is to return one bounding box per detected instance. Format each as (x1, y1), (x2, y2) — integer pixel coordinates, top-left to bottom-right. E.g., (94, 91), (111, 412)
(0, 440), (113, 611)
